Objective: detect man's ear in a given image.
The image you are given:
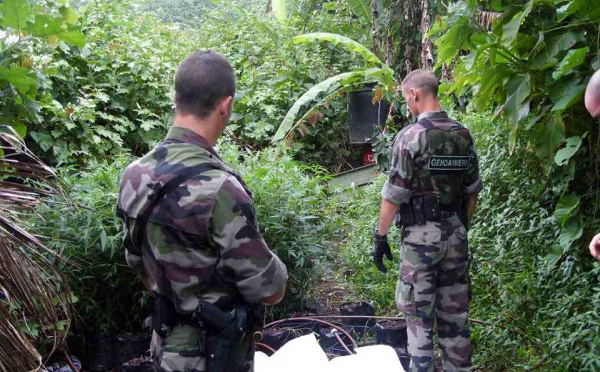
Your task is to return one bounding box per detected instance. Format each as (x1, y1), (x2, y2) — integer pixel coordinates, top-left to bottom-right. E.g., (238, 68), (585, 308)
(220, 96), (234, 116)
(410, 87), (419, 102)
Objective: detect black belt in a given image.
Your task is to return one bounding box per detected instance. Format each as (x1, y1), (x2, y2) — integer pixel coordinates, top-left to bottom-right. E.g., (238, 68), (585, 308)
(439, 204), (459, 219)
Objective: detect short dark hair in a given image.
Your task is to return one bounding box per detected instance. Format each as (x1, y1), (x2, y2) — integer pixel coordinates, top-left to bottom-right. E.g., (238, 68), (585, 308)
(402, 69), (439, 97)
(174, 51), (235, 118)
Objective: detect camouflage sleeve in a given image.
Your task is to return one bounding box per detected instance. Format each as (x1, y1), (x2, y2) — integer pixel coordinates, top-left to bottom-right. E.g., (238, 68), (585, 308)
(381, 131), (413, 205)
(122, 219), (143, 274)
(209, 175), (288, 304)
(463, 136), (483, 194)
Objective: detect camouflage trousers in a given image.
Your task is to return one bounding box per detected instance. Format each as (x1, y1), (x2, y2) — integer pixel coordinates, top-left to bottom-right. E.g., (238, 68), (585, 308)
(396, 215), (472, 372)
(158, 325), (206, 372)
(156, 325), (255, 372)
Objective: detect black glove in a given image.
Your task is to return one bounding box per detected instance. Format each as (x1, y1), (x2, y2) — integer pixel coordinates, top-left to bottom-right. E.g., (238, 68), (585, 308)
(373, 230), (393, 273)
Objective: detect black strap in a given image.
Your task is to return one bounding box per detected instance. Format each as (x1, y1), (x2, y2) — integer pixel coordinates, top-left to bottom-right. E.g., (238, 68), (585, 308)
(134, 163), (219, 249)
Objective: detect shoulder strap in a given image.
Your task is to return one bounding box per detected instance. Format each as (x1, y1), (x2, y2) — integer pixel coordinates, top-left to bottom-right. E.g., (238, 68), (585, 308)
(453, 121), (466, 129)
(417, 118), (434, 130)
(134, 163), (219, 249)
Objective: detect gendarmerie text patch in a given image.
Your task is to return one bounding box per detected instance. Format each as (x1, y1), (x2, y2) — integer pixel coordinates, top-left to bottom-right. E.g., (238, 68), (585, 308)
(428, 155), (471, 171)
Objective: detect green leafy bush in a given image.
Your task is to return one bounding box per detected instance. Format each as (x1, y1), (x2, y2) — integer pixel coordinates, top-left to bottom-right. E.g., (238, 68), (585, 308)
(5, 0), (366, 170)
(29, 1), (190, 163)
(0, 0), (85, 142)
(29, 156), (147, 332)
(463, 113), (600, 371)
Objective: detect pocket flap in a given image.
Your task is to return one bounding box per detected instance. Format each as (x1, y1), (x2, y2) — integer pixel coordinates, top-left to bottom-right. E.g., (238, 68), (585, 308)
(402, 227), (442, 246)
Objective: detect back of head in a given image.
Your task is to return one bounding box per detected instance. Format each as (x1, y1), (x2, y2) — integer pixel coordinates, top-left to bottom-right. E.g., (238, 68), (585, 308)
(585, 69), (600, 118)
(175, 51), (235, 119)
(401, 69), (439, 97)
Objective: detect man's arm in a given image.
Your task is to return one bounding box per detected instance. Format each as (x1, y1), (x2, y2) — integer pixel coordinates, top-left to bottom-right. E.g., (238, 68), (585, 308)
(466, 193), (478, 225)
(122, 220), (156, 293)
(261, 288), (286, 305)
(377, 198), (400, 236)
(589, 234), (600, 260)
(210, 176), (288, 306)
(373, 132), (413, 273)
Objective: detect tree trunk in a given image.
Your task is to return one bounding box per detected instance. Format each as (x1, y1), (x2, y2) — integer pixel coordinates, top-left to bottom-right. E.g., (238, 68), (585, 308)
(420, 0), (434, 70)
(371, 0), (381, 56)
(377, 0), (422, 79)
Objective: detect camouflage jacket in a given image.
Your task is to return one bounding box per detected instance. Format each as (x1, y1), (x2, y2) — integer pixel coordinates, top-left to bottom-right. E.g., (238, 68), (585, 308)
(117, 126), (288, 314)
(382, 111), (483, 206)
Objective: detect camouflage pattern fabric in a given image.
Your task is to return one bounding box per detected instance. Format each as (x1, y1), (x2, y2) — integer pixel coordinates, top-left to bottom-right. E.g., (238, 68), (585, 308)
(381, 111), (482, 372)
(117, 126), (288, 372)
(397, 215), (471, 372)
(158, 325), (205, 372)
(382, 111), (482, 206)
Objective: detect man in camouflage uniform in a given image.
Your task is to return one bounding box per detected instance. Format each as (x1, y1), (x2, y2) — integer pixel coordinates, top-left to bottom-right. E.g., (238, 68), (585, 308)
(372, 70), (482, 371)
(117, 51), (288, 372)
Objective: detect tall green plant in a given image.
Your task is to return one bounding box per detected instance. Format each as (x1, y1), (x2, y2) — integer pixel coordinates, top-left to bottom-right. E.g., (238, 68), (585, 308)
(272, 32), (395, 143)
(29, 156), (147, 332)
(462, 113), (600, 370)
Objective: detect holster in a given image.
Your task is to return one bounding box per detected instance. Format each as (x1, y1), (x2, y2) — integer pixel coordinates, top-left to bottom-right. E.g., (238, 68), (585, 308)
(152, 293), (260, 372)
(396, 203), (415, 227)
(196, 301), (259, 372)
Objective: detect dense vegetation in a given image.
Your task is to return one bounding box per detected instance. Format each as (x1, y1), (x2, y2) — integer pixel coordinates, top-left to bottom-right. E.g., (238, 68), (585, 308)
(1, 0), (599, 370)
(4, 0), (367, 168)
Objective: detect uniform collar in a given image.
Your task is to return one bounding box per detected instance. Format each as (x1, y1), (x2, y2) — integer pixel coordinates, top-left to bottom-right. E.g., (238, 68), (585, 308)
(166, 126), (219, 158)
(417, 111), (448, 121)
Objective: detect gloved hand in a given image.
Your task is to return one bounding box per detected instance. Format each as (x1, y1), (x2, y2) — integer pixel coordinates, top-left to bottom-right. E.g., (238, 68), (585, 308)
(373, 230), (393, 273)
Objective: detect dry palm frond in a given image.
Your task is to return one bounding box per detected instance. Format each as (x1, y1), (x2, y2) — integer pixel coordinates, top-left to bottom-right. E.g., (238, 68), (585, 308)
(477, 10), (503, 30)
(0, 126), (72, 372)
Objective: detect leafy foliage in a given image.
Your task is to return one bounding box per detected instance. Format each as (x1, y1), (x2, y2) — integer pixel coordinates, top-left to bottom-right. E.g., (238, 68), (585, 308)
(28, 156), (147, 332)
(429, 0), (598, 158)
(345, 0), (371, 26)
(0, 0), (85, 138)
(464, 113), (600, 370)
(2, 0), (366, 169)
(0, 0), (189, 163)
(135, 0), (216, 25)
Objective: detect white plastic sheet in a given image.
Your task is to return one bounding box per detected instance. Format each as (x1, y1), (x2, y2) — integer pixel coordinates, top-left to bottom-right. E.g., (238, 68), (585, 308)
(255, 334), (407, 372)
